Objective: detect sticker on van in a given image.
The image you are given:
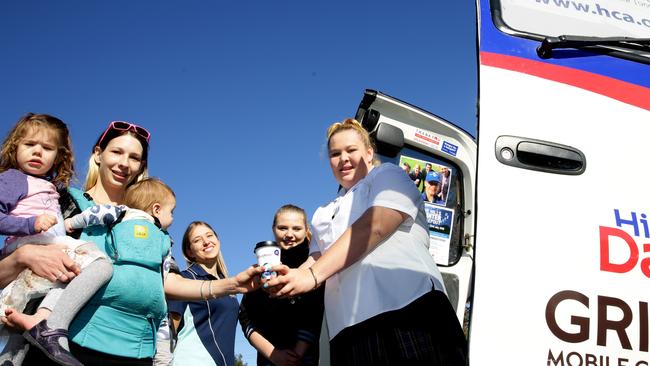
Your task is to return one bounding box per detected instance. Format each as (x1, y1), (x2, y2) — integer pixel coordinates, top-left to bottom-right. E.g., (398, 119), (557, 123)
(442, 141), (458, 156)
(414, 128), (441, 148)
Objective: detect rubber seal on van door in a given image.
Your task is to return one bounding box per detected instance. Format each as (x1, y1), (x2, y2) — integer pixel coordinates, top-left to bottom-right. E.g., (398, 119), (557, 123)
(495, 135), (586, 175)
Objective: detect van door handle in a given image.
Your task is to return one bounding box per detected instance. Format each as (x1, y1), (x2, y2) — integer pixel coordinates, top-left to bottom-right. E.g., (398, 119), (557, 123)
(495, 135), (586, 175)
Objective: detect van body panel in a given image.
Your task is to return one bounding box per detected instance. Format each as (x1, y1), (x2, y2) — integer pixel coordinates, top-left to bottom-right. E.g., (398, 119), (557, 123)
(470, 0), (650, 364)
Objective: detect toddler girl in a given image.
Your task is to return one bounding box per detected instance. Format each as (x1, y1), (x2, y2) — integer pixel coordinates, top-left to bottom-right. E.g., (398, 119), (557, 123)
(0, 113), (112, 366)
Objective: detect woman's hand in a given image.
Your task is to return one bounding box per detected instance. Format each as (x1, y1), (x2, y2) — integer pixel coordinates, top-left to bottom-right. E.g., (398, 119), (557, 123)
(264, 265), (315, 298)
(269, 348), (300, 366)
(233, 265), (265, 293)
(293, 340), (310, 361)
(15, 244), (80, 283)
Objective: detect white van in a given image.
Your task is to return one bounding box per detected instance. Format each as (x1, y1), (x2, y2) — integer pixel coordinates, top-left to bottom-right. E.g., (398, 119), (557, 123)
(347, 0), (650, 364)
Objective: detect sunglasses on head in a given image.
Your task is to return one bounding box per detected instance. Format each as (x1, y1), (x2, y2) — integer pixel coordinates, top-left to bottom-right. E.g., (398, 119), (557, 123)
(97, 121), (151, 146)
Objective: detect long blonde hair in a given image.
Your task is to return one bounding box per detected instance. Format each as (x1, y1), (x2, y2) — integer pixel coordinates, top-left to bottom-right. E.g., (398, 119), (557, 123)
(84, 124), (149, 191)
(182, 221), (229, 277)
(326, 118), (380, 166)
(0, 113), (75, 187)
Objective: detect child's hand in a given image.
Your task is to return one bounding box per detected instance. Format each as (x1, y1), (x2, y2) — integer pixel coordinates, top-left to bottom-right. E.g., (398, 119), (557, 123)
(34, 214), (57, 233)
(63, 218), (74, 233)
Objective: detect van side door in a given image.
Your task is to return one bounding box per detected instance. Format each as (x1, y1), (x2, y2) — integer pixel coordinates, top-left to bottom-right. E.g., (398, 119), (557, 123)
(355, 89), (477, 324)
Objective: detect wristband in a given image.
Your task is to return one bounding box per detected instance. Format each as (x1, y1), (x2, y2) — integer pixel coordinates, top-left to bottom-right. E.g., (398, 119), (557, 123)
(200, 280), (207, 300)
(308, 267), (319, 290)
(208, 280), (215, 299)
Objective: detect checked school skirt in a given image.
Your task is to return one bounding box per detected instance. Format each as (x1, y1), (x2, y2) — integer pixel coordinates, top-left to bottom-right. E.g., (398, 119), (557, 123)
(329, 289), (467, 366)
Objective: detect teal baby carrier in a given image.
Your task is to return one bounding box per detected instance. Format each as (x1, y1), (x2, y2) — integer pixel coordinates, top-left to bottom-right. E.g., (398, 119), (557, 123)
(70, 216), (171, 359)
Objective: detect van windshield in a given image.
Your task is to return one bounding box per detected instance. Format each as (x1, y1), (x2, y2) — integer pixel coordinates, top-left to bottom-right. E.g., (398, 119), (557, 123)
(496, 0), (650, 59)
(499, 0), (650, 38)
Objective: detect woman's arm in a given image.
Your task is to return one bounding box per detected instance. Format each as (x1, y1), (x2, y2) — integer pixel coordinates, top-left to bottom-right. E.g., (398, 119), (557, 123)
(170, 312), (182, 334)
(297, 253), (318, 269)
(311, 206), (406, 280)
(268, 206), (407, 297)
(248, 331), (300, 366)
(0, 244), (80, 287)
(0, 248), (27, 287)
(293, 340), (311, 360)
(164, 265), (263, 300)
(292, 285), (324, 358)
(248, 331), (275, 361)
(239, 290), (299, 366)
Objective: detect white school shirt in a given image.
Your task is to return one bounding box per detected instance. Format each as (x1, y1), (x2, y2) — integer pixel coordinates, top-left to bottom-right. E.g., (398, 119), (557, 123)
(310, 163), (446, 339)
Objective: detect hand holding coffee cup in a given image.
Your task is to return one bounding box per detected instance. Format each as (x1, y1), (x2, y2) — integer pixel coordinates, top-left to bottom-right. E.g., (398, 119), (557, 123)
(254, 241), (281, 280)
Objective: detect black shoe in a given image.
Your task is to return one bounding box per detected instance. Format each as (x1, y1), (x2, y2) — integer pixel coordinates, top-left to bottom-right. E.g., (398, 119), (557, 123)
(23, 320), (83, 366)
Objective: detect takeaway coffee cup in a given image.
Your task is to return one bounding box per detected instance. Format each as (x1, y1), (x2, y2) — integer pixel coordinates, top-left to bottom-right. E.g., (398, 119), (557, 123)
(254, 240), (281, 280)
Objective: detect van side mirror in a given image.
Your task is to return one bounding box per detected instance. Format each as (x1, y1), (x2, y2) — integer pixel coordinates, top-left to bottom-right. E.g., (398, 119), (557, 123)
(371, 123), (404, 158)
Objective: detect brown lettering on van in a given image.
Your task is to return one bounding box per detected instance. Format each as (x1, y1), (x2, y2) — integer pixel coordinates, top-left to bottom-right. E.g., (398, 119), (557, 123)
(597, 295), (632, 349)
(640, 301), (648, 352)
(546, 290), (590, 343)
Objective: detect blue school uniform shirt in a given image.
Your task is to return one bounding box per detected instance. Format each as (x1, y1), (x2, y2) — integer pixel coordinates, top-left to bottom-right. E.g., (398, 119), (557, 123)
(169, 263), (239, 366)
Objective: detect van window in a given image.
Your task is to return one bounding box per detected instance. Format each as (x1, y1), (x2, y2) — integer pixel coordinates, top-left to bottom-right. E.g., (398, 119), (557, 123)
(496, 0), (650, 38)
(378, 146), (464, 267)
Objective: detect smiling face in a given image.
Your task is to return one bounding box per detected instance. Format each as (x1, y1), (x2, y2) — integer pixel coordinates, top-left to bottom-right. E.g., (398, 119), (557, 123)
(328, 129), (374, 190)
(16, 127), (58, 177)
(273, 211), (307, 250)
(186, 224), (221, 265)
(425, 180), (439, 196)
(94, 134), (144, 191)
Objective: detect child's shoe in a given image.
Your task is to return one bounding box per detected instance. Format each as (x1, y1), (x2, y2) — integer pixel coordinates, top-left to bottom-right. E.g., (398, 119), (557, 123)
(23, 320), (83, 366)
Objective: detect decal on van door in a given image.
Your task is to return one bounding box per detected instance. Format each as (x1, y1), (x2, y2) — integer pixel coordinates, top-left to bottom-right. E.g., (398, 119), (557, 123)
(398, 155), (452, 207)
(424, 204), (454, 265)
(441, 141), (458, 157)
(413, 128), (441, 148)
(411, 128), (461, 158)
(399, 154), (456, 265)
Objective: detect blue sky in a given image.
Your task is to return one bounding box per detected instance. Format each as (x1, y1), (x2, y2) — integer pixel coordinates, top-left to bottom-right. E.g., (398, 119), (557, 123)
(0, 1), (477, 364)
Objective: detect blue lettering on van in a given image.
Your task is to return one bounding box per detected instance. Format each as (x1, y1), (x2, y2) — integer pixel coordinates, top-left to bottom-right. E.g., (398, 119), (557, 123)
(441, 141), (458, 156)
(614, 209), (650, 238)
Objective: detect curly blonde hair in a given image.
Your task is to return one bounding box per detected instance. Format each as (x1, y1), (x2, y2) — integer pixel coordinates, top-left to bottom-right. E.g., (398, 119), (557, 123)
(0, 113), (74, 187)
